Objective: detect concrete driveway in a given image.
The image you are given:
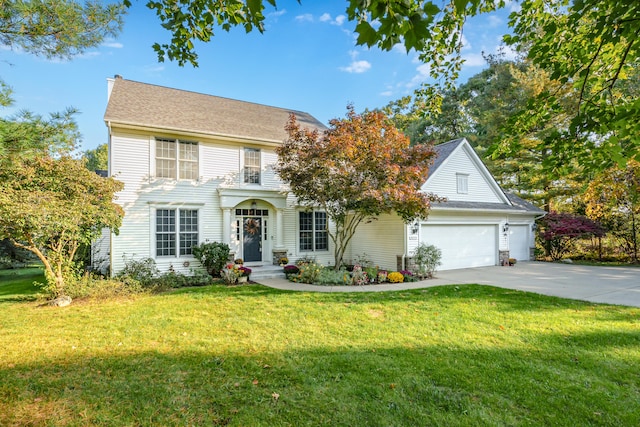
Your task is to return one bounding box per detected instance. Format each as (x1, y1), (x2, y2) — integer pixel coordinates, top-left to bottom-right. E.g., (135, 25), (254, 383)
(433, 261), (640, 307)
(259, 262), (640, 307)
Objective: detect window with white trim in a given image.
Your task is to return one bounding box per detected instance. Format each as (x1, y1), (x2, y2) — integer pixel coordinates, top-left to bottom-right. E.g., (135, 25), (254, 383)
(155, 208), (198, 257)
(299, 211), (328, 251)
(155, 138), (199, 180)
(244, 148), (261, 184)
(456, 173), (469, 194)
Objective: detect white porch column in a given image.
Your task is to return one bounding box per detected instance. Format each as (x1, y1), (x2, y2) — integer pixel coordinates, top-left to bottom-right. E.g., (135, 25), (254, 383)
(222, 208), (231, 245)
(276, 208), (284, 249)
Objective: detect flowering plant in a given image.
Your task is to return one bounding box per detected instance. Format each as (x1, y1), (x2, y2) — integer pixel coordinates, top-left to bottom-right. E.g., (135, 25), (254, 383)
(220, 263), (240, 284)
(238, 266), (252, 277)
(377, 270), (388, 283)
(278, 257), (289, 265)
(351, 264), (369, 286)
(234, 258), (244, 265)
(388, 271), (404, 283)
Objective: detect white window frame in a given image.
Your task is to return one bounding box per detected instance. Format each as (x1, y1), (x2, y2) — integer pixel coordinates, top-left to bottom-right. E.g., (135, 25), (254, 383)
(153, 137), (199, 180)
(243, 148), (261, 185)
(298, 210), (329, 252)
(152, 205), (201, 258)
(456, 173), (469, 194)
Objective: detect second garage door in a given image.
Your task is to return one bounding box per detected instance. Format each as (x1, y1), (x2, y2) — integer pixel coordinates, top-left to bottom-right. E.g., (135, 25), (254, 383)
(420, 224), (498, 270)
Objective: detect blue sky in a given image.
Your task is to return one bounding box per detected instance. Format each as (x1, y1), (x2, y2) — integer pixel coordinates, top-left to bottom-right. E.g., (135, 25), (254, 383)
(0, 1), (516, 151)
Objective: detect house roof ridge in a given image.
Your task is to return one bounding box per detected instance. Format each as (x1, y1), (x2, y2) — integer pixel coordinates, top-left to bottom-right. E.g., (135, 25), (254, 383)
(104, 78), (327, 142)
(112, 77), (317, 118)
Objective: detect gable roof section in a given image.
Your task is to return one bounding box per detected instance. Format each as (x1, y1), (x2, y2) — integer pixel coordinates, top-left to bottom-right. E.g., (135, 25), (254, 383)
(104, 77), (327, 143)
(427, 138), (465, 178)
(424, 138), (545, 214)
(424, 138), (510, 204)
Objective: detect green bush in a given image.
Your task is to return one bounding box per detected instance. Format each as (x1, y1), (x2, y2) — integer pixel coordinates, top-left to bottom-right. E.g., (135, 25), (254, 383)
(72, 275), (147, 299)
(291, 262), (322, 284)
(316, 268), (351, 286)
(117, 257), (159, 287)
(413, 244), (442, 278)
(192, 242), (230, 277)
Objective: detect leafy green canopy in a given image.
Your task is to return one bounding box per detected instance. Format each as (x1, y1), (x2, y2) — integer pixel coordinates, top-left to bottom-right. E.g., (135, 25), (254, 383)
(276, 106), (440, 268)
(0, 0), (124, 59)
(0, 157), (124, 297)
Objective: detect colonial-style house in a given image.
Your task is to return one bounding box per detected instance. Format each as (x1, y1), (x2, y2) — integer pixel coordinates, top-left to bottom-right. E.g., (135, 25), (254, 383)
(94, 77), (544, 277)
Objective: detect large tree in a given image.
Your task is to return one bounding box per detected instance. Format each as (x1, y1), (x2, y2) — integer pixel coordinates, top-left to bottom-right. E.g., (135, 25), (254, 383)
(83, 143), (109, 172)
(0, 0), (124, 59)
(0, 156), (124, 297)
(276, 106), (440, 269)
(141, 0), (639, 169)
(584, 161), (640, 262)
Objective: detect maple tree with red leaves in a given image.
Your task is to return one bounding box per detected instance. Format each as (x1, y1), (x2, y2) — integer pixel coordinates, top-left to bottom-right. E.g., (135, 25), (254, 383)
(276, 106), (441, 269)
(537, 212), (606, 261)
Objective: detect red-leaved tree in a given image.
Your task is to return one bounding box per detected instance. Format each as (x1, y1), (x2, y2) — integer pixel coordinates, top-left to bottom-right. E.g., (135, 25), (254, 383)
(276, 105), (441, 269)
(537, 212), (606, 261)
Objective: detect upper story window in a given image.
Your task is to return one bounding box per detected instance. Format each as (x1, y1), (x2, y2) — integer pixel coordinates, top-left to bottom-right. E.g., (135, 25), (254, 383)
(456, 173), (469, 194)
(155, 138), (199, 180)
(244, 148), (261, 184)
(299, 211), (328, 252)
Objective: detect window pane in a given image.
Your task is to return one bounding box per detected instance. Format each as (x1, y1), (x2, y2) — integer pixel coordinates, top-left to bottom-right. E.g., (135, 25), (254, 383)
(179, 210), (198, 255)
(315, 212), (328, 250)
(179, 141), (199, 180)
(299, 212), (313, 251)
(156, 209), (176, 256)
(244, 148), (260, 184)
(156, 139), (176, 178)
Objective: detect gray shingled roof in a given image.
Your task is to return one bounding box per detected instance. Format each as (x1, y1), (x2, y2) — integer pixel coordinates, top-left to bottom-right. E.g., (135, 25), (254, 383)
(428, 138), (465, 178)
(432, 198), (544, 213)
(506, 193), (546, 214)
(104, 77), (327, 143)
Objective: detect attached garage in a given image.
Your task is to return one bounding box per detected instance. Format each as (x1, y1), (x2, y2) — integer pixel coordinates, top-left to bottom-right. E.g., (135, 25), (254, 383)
(508, 225), (531, 261)
(420, 224), (498, 270)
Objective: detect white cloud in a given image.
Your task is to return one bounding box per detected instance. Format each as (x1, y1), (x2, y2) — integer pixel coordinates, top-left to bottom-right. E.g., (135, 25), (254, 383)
(487, 15), (503, 28)
(295, 13), (313, 22)
(462, 52), (486, 67)
(340, 60), (371, 73)
(461, 34), (471, 51)
(406, 63), (432, 89)
(268, 9), (286, 19)
(102, 41), (123, 49)
(319, 12), (346, 26)
(380, 90), (393, 96)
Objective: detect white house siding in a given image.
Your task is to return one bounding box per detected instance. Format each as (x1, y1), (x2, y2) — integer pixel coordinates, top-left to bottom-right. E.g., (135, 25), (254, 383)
(108, 130), (337, 274)
(347, 213), (405, 271)
(424, 145), (504, 203)
(281, 194), (335, 267)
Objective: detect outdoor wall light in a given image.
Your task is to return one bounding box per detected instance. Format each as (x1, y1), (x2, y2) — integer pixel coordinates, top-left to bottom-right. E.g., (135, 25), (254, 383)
(410, 221), (419, 235)
(503, 222), (510, 233)
(251, 201), (257, 210)
(532, 223), (538, 231)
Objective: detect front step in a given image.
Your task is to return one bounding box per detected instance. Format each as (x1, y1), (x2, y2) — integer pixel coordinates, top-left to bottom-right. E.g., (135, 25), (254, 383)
(246, 264), (286, 281)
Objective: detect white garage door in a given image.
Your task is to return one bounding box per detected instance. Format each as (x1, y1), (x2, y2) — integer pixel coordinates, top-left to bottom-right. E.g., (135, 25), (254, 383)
(509, 225), (531, 261)
(420, 224), (498, 271)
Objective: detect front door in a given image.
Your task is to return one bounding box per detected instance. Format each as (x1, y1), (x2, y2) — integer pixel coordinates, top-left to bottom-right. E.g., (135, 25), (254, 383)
(243, 217), (262, 262)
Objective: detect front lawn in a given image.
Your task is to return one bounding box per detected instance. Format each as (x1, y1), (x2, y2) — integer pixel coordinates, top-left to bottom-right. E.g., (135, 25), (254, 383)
(1, 275), (639, 426)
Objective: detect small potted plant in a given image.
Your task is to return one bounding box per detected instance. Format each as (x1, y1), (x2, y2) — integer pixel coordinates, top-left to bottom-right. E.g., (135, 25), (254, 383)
(234, 258), (244, 265)
(509, 258), (517, 266)
(278, 256), (289, 267)
(238, 266), (252, 283)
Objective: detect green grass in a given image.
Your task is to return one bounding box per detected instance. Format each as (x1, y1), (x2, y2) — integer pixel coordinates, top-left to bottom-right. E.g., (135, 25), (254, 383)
(0, 267), (43, 303)
(1, 273), (639, 426)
